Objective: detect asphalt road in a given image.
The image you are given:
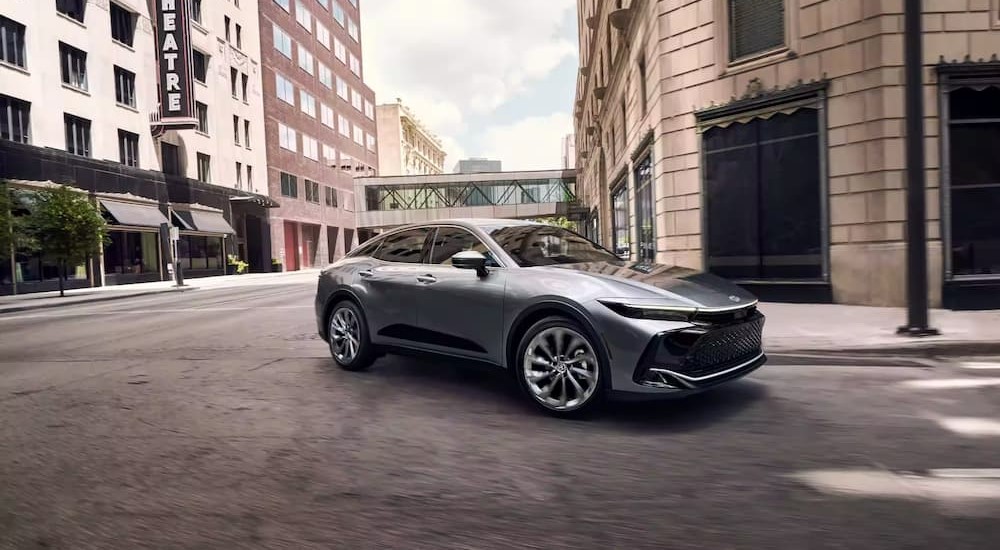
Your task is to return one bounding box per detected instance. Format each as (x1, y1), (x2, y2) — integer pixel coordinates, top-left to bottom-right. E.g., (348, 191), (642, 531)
(0, 280), (998, 549)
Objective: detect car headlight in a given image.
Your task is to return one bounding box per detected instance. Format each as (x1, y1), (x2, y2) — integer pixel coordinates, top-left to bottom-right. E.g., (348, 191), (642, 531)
(598, 300), (696, 322)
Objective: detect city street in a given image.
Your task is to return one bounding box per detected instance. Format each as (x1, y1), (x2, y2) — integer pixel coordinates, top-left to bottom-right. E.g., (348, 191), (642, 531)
(0, 279), (998, 549)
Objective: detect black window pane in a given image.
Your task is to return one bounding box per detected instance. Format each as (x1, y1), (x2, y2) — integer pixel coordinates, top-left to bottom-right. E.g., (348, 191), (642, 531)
(56, 0), (86, 22)
(373, 229), (429, 264)
(951, 187), (1000, 276)
(191, 0), (202, 23)
(0, 94), (31, 144)
(281, 173), (298, 198)
(118, 129), (139, 167)
(110, 3), (135, 46)
(59, 42), (88, 90)
(161, 142), (180, 175)
(64, 114), (91, 157)
(634, 156), (655, 263)
(758, 115), (823, 279)
(705, 127), (761, 279)
(0, 15), (27, 68)
(611, 183), (629, 257)
(193, 51), (207, 82)
(949, 87), (1000, 120)
(114, 66), (136, 107)
(197, 153), (211, 182)
(950, 123), (1000, 187)
(729, 0), (784, 61)
(429, 227), (496, 266)
(196, 102), (208, 133)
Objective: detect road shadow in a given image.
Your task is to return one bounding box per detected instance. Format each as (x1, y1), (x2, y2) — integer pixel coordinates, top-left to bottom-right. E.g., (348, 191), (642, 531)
(338, 353), (769, 433)
(596, 379), (769, 434)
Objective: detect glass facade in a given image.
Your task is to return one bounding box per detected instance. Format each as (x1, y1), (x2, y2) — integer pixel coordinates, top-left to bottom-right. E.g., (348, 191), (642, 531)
(104, 231), (159, 276)
(176, 235), (224, 271)
(364, 177), (576, 211)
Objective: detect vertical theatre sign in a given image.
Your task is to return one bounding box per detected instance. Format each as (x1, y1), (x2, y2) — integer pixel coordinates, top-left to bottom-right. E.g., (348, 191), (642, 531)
(155, 0), (197, 127)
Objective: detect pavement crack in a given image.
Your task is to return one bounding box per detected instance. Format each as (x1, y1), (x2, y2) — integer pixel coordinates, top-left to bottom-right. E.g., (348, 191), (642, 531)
(249, 358), (285, 371)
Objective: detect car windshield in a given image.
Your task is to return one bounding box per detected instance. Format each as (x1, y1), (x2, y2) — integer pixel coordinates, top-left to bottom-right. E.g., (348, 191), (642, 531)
(487, 225), (623, 267)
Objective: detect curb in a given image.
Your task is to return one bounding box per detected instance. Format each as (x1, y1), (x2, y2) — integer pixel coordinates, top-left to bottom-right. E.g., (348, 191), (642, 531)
(771, 341), (1000, 359)
(0, 286), (197, 315)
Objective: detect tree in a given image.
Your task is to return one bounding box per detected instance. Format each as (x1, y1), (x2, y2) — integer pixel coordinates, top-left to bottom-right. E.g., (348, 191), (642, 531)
(27, 186), (108, 297)
(0, 183), (36, 263)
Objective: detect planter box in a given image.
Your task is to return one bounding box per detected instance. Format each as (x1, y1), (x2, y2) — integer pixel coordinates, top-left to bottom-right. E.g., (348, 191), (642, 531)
(271, 263), (283, 273)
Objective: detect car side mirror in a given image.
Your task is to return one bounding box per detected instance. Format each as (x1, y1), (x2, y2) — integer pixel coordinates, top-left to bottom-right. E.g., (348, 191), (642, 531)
(452, 250), (489, 277)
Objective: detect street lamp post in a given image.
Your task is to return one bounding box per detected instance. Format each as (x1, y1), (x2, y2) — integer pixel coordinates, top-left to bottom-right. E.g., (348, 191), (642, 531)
(898, 0), (939, 337)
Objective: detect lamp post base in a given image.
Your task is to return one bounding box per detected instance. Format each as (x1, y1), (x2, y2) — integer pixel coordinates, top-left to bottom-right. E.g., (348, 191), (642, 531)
(897, 326), (941, 337)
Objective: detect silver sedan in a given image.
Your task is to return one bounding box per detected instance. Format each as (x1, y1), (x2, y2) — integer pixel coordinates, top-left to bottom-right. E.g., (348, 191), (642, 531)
(315, 219), (766, 417)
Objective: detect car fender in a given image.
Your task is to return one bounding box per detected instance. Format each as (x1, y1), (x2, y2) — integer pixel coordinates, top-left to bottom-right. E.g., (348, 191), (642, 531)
(503, 297), (612, 372)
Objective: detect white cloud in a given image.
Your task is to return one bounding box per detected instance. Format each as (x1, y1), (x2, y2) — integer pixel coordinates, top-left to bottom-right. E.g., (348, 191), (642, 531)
(361, 0), (576, 170)
(481, 112), (573, 172)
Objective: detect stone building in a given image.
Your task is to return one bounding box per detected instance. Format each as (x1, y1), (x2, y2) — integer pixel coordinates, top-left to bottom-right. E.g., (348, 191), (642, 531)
(375, 100), (446, 176)
(573, 0), (1000, 308)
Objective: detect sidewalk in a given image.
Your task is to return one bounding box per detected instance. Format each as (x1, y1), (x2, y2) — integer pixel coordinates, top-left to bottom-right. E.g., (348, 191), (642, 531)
(0, 269), (322, 314)
(762, 302), (1000, 358)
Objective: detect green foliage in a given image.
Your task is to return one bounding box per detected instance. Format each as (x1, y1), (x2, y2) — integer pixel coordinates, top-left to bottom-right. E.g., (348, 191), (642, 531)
(533, 216), (578, 231)
(0, 184), (37, 260)
(27, 186), (108, 268)
(228, 254), (249, 274)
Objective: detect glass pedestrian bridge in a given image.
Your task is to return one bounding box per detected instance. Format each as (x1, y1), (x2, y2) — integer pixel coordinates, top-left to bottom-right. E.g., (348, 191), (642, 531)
(354, 169), (580, 229)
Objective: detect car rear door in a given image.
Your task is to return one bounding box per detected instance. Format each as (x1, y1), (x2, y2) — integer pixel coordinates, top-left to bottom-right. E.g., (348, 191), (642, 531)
(355, 227), (431, 344)
(411, 226), (507, 363)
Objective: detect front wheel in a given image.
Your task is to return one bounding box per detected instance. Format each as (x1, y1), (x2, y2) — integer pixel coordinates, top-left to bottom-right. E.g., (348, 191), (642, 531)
(328, 300), (375, 371)
(515, 317), (606, 418)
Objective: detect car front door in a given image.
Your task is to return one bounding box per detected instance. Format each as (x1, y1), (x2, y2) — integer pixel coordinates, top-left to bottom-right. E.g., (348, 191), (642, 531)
(412, 226), (507, 363)
(355, 227), (431, 345)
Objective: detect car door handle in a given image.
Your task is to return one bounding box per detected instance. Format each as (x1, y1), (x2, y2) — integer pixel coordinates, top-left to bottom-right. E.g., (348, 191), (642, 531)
(359, 269), (374, 278)
(416, 275), (437, 284)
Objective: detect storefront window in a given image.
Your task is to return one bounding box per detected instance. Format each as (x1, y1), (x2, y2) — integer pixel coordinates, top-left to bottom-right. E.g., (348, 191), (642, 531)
(703, 107), (823, 280)
(103, 231), (159, 275)
(176, 235), (224, 271)
(948, 85), (1000, 277)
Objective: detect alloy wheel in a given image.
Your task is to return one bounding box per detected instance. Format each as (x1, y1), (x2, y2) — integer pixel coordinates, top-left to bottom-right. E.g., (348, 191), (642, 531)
(522, 326), (600, 411)
(330, 306), (361, 363)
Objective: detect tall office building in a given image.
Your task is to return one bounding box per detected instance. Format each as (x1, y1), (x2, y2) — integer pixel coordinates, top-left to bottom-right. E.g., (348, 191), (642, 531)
(375, 100), (446, 176)
(259, 0), (378, 270)
(0, 0), (273, 295)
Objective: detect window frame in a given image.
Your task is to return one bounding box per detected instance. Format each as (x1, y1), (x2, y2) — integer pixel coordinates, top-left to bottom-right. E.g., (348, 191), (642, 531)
(195, 101), (209, 134)
(610, 178), (630, 259)
(280, 172), (299, 198)
(426, 226), (504, 268)
(278, 122), (298, 152)
(715, 0), (798, 74)
(273, 24), (293, 59)
(305, 179), (320, 203)
(56, 0), (87, 24)
(192, 50), (208, 84)
(196, 152), (212, 183)
(300, 89), (317, 117)
(0, 15), (27, 69)
(59, 42), (88, 91)
(633, 155), (655, 264)
(939, 71), (1000, 281)
(110, 2), (136, 47)
(275, 73), (295, 104)
(118, 129), (139, 167)
(114, 65), (136, 108)
(298, 46), (315, 75)
(0, 94), (31, 144)
(63, 113), (91, 157)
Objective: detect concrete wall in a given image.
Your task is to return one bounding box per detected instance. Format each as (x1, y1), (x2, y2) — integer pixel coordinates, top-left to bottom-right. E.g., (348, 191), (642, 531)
(574, 0), (1000, 307)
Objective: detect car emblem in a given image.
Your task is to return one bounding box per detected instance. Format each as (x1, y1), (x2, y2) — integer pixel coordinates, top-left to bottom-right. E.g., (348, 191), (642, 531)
(728, 295), (741, 302)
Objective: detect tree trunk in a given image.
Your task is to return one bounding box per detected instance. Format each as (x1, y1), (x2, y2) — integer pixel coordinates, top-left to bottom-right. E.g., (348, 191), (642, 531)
(59, 259), (66, 297)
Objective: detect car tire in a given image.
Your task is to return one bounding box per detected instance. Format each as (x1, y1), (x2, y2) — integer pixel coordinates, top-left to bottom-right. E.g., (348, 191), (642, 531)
(327, 300), (375, 372)
(514, 316), (607, 418)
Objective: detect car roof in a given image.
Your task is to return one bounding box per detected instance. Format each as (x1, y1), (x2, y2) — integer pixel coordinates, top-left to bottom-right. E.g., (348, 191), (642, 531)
(389, 218), (543, 232)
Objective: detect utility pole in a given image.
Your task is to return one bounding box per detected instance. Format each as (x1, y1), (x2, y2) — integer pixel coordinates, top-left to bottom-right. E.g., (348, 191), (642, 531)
(897, 0), (939, 337)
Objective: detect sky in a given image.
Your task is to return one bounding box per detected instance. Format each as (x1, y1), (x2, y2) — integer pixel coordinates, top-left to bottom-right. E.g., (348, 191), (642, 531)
(360, 0), (578, 172)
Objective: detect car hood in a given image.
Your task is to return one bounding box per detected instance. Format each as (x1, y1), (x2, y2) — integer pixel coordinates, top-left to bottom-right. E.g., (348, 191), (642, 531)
(544, 261), (758, 309)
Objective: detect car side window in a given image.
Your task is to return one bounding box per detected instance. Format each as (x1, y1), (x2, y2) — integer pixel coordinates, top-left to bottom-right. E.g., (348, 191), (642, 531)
(349, 237), (382, 258)
(429, 227), (499, 267)
(372, 228), (429, 264)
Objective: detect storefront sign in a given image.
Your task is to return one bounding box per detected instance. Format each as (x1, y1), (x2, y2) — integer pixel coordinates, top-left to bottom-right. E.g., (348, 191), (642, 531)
(155, 0), (197, 127)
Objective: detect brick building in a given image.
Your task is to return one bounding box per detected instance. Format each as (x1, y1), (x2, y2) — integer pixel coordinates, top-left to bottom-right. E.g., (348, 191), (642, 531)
(574, 0), (1000, 308)
(259, 0), (377, 271)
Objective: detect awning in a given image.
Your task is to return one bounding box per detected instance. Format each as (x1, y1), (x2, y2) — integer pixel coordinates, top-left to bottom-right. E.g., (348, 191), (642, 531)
(101, 199), (169, 228)
(173, 210), (236, 234)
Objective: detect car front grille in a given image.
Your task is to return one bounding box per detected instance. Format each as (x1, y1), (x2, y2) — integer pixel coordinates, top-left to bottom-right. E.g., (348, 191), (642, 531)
(675, 314), (765, 378)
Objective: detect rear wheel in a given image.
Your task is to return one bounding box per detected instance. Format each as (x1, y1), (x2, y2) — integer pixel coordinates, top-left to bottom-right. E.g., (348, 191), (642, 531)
(515, 317), (606, 418)
(328, 300), (375, 371)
